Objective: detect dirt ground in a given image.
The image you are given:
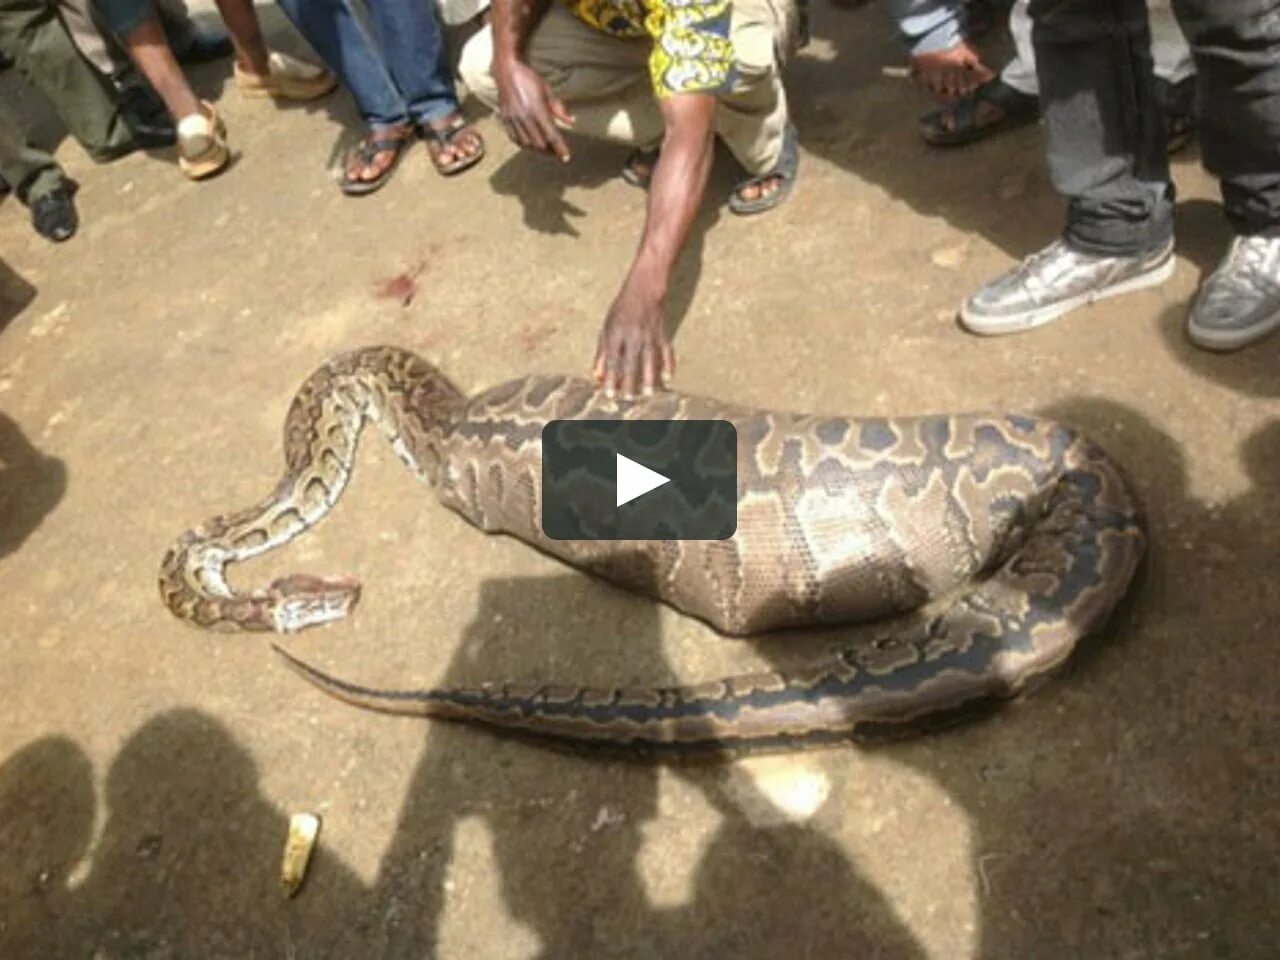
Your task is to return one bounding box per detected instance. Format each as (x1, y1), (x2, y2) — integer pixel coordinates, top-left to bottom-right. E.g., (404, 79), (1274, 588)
(1, 4), (1277, 958)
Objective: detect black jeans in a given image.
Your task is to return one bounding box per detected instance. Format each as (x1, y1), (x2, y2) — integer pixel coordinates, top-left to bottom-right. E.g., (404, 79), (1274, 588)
(1030, 0), (1280, 255)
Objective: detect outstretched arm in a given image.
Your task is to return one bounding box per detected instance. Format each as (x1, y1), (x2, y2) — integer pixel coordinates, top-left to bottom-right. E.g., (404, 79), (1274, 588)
(594, 94), (716, 399)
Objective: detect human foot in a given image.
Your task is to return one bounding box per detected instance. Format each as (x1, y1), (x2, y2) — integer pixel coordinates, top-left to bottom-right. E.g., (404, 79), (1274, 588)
(421, 113), (485, 176)
(340, 124), (414, 196)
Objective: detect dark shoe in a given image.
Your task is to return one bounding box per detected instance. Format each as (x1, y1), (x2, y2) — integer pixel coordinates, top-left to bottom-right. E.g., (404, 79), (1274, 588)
(173, 26), (233, 64)
(127, 115), (178, 149)
(91, 120), (176, 162)
(121, 84), (176, 145)
(1186, 235), (1280, 352)
(30, 186), (79, 243)
(90, 85), (177, 161)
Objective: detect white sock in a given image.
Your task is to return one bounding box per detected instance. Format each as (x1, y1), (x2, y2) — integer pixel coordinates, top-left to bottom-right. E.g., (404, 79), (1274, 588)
(177, 113), (210, 139)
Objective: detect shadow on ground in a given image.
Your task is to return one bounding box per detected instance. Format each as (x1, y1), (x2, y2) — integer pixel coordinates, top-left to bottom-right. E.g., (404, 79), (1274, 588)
(367, 572), (923, 958)
(0, 578), (919, 958)
(0, 711), (372, 959)
(1156, 198), (1280, 397)
(870, 396), (1279, 957)
(0, 258), (36, 336)
(790, 2), (1061, 261)
(0, 411), (66, 560)
(4, 394), (1276, 957)
(487, 140), (725, 344)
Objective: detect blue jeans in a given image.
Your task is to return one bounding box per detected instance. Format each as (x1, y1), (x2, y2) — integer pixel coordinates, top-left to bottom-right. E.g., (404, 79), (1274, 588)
(275, 0), (459, 129)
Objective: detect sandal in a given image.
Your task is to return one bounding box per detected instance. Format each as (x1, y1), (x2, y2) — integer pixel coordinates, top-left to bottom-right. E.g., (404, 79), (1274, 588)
(340, 126), (412, 197)
(728, 123), (799, 217)
(621, 146), (660, 190)
(1156, 75), (1196, 155)
(920, 78), (1040, 148)
(177, 101), (229, 181)
(235, 50), (336, 102)
(421, 114), (485, 177)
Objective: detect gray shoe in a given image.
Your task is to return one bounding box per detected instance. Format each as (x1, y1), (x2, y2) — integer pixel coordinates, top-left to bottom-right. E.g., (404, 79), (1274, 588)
(960, 238), (1176, 336)
(1186, 235), (1280, 352)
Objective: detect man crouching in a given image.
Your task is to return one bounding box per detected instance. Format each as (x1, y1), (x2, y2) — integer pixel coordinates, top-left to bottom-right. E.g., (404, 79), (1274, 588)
(460, 0), (800, 397)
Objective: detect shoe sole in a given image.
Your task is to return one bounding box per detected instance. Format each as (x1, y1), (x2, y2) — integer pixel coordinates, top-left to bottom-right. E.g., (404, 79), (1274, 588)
(237, 78), (338, 102)
(1187, 306), (1280, 352)
(180, 140), (229, 180)
(960, 250), (1177, 336)
(180, 153), (229, 180)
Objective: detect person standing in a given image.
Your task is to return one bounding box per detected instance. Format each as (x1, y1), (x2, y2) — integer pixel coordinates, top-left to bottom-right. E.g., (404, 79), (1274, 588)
(273, 0), (485, 194)
(958, 1), (1280, 352)
(898, 0), (1194, 151)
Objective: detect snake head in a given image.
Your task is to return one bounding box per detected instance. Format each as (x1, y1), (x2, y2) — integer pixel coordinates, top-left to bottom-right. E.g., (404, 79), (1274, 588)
(267, 574), (362, 633)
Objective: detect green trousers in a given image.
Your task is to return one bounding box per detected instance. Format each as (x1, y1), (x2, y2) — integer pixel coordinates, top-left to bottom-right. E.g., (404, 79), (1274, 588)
(0, 0), (133, 160)
(0, 100), (65, 201)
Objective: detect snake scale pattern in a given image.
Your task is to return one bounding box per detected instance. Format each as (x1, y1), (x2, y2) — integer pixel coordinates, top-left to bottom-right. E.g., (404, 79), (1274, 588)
(160, 346), (1146, 755)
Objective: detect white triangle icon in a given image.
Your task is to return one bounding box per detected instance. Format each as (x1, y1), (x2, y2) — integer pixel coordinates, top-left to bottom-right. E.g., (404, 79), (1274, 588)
(615, 453), (671, 508)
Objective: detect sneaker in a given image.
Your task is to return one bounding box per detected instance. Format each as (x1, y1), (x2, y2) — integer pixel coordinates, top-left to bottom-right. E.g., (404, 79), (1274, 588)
(1186, 235), (1280, 352)
(30, 185), (78, 243)
(960, 238), (1176, 336)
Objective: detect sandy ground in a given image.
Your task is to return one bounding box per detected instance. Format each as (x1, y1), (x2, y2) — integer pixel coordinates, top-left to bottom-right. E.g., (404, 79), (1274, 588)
(1, 4), (1277, 958)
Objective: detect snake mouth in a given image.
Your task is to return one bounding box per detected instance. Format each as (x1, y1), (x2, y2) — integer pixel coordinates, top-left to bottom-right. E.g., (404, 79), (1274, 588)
(267, 574), (363, 633)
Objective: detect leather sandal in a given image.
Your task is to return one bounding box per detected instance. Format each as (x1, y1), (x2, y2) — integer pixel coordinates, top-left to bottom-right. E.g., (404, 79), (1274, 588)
(178, 101), (229, 181)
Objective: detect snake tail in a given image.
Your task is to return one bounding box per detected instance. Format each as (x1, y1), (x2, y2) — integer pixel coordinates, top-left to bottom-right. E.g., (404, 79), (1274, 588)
(273, 446), (1145, 752)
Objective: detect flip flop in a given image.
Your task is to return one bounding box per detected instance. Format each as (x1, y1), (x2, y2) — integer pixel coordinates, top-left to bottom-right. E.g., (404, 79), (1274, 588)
(422, 115), (485, 177)
(339, 129), (412, 197)
(728, 123), (799, 217)
(621, 146), (661, 190)
(920, 78), (1040, 148)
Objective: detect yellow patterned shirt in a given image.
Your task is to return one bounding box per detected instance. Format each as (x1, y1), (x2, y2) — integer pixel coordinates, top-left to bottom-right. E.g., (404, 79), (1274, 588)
(569, 0), (736, 99)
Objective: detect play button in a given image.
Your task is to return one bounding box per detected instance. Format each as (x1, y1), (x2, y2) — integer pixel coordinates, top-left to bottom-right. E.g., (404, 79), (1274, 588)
(541, 419), (737, 540)
(615, 453), (671, 507)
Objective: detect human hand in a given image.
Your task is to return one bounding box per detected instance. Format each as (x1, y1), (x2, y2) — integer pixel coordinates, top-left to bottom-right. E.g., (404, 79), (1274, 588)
(494, 58), (574, 162)
(591, 282), (674, 400)
(909, 40), (994, 99)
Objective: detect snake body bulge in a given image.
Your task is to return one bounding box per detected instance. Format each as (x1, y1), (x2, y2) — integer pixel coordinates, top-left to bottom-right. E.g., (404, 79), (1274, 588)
(161, 346), (1146, 753)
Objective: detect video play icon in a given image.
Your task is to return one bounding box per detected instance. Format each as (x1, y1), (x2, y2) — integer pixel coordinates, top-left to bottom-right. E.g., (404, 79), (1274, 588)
(541, 420), (737, 541)
(615, 453), (671, 507)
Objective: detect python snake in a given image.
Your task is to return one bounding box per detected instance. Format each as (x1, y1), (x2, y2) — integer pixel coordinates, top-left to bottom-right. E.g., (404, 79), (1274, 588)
(160, 346), (1146, 755)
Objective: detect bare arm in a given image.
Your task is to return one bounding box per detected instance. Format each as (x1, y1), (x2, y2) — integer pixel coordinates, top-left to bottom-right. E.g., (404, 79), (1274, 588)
(492, 0), (551, 62)
(491, 0), (574, 159)
(593, 94), (716, 399)
(886, 0), (993, 98)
